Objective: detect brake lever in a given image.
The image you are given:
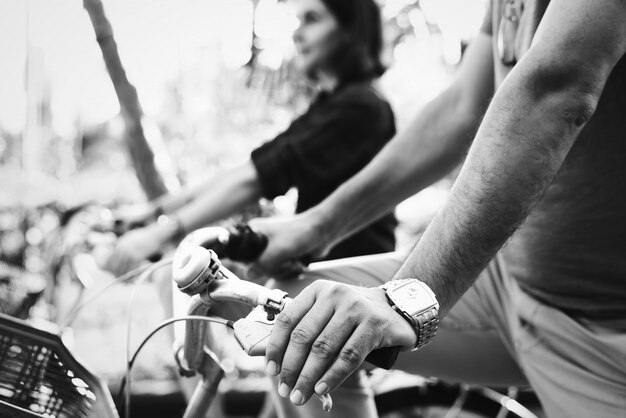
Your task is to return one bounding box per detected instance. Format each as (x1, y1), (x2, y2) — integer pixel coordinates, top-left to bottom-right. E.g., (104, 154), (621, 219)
(233, 306), (399, 370)
(233, 306), (333, 412)
(232, 306), (275, 356)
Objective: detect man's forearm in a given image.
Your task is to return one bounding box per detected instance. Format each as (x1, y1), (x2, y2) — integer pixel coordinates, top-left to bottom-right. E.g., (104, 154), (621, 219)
(305, 34), (496, 249)
(393, 64), (601, 315)
(310, 87), (481, 248)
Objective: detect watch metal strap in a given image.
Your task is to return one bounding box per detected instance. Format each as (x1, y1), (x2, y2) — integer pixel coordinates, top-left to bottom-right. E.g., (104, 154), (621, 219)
(413, 307), (438, 351)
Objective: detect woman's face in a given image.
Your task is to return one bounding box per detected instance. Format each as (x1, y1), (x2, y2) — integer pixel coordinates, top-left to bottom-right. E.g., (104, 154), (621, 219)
(291, 0), (345, 78)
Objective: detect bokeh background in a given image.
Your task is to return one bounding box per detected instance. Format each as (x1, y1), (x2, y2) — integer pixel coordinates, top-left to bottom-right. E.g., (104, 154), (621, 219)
(0, 0), (488, 415)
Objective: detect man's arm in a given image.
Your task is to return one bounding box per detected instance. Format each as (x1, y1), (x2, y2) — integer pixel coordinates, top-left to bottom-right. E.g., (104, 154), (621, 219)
(253, 34), (495, 269)
(312, 34), (494, 246)
(395, 0), (626, 315)
(264, 0), (626, 406)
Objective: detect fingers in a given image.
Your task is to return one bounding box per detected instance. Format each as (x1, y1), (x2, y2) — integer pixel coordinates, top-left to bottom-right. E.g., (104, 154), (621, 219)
(104, 224), (168, 277)
(248, 236), (307, 280)
(313, 323), (379, 396)
(104, 233), (146, 277)
(271, 259), (307, 280)
(275, 301), (339, 403)
(265, 283), (319, 374)
(248, 217), (310, 272)
(105, 249), (140, 277)
(283, 315), (357, 404)
(266, 283), (418, 407)
(280, 300), (352, 396)
(267, 281), (376, 406)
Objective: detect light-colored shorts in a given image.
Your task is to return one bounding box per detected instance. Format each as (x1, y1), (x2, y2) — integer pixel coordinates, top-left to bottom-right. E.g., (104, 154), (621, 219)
(271, 251), (626, 418)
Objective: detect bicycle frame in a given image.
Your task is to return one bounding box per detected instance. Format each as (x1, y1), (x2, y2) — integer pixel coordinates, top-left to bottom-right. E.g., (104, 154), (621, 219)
(170, 231), (540, 418)
(172, 242), (309, 418)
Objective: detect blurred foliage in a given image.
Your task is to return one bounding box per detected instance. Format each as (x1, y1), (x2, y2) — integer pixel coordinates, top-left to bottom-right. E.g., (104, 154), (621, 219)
(0, 1), (485, 390)
(1, 0), (487, 270)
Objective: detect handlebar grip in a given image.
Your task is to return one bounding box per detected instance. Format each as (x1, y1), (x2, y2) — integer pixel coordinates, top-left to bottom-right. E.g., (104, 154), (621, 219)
(223, 224), (268, 262)
(226, 223), (317, 267)
(364, 346), (400, 370)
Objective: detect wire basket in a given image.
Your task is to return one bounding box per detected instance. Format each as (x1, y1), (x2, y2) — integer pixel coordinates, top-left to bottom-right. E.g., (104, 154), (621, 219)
(0, 313), (119, 418)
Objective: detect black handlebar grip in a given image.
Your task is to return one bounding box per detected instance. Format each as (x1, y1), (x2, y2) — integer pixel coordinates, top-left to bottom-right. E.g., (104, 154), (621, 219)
(224, 224), (269, 262)
(226, 223), (401, 369)
(364, 346), (400, 370)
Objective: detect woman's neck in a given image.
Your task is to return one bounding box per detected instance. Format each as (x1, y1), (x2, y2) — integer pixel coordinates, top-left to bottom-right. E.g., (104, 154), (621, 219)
(315, 71), (340, 93)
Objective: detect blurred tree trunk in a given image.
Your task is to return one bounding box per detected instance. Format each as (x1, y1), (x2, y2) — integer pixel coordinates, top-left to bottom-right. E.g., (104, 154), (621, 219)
(83, 0), (168, 199)
(244, 0), (261, 87)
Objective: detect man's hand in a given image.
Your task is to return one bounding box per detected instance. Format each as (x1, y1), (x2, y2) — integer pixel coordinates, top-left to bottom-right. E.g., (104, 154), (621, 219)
(248, 214), (331, 280)
(264, 280), (416, 406)
(104, 223), (169, 277)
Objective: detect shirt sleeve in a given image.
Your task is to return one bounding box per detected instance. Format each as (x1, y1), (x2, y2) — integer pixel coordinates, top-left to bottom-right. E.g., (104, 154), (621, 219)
(251, 89), (394, 202)
(250, 135), (292, 198)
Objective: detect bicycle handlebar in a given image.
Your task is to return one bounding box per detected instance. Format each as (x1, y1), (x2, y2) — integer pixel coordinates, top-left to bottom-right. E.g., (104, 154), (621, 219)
(172, 228), (400, 370)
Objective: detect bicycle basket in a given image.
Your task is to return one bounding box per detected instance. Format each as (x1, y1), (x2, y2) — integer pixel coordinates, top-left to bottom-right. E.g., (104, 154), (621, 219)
(0, 313), (119, 418)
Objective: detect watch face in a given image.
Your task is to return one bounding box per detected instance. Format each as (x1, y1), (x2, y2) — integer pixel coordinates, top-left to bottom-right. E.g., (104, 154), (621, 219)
(394, 282), (436, 313)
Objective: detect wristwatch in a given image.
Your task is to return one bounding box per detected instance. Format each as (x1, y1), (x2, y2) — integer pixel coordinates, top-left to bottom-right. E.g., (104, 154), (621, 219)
(380, 278), (439, 351)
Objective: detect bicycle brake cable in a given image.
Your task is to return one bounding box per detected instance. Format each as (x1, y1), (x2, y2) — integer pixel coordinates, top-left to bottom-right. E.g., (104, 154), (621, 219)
(119, 315), (233, 418)
(61, 263), (150, 328)
(124, 258), (173, 411)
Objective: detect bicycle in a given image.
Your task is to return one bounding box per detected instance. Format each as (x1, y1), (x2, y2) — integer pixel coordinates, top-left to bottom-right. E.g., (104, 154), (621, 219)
(0, 223), (541, 418)
(167, 225), (541, 418)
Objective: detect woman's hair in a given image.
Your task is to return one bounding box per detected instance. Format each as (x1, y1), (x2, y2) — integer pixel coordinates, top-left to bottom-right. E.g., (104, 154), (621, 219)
(320, 0), (386, 82)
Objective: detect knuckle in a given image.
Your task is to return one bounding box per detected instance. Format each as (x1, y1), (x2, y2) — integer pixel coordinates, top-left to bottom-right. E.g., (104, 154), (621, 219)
(312, 279), (332, 292)
(294, 372), (316, 387)
(310, 337), (335, 360)
(346, 301), (363, 315)
(308, 281), (324, 293)
(274, 311), (295, 330)
(329, 282), (346, 295)
(264, 340), (281, 356)
(279, 365), (298, 382)
(290, 327), (313, 346)
(365, 314), (385, 330)
(338, 345), (363, 367)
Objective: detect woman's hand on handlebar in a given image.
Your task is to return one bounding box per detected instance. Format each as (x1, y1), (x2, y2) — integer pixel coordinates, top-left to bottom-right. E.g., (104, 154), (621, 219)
(112, 202), (159, 235)
(247, 214), (330, 279)
(104, 223), (167, 277)
(264, 280), (416, 407)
